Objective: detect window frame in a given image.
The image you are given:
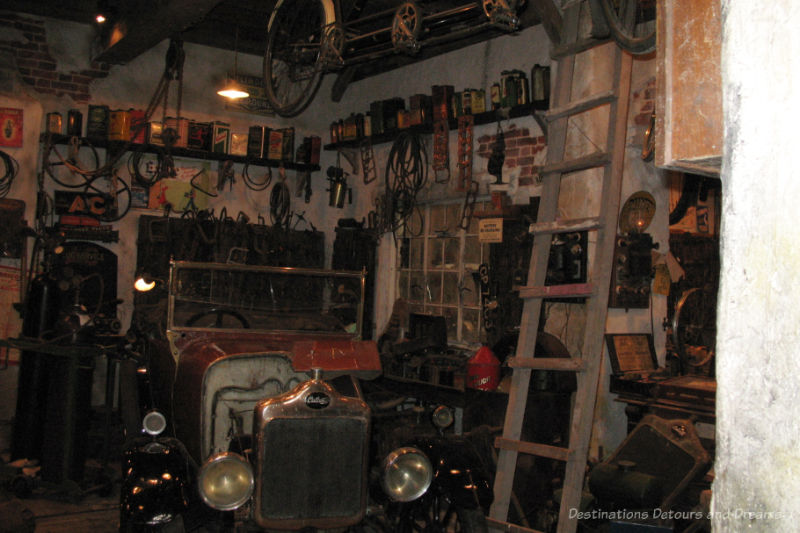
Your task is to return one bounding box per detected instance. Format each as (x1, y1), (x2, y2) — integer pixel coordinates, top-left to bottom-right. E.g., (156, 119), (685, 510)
(396, 198), (491, 347)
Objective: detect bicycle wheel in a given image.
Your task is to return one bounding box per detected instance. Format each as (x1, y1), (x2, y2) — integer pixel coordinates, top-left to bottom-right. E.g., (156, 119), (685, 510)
(264, 0), (332, 117)
(598, 0), (656, 55)
(44, 138), (101, 188)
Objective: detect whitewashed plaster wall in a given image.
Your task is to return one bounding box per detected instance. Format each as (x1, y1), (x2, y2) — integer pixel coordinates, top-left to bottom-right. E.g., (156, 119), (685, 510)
(714, 0), (800, 529)
(1, 13), (664, 459)
(0, 55), (43, 450)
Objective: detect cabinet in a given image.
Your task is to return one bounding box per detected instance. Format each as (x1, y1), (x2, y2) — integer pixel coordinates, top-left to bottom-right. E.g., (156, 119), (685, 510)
(655, 0), (722, 177)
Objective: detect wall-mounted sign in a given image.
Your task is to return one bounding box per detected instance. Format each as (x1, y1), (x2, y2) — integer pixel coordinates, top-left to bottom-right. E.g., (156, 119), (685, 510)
(223, 72), (275, 117)
(0, 108), (23, 148)
(54, 190), (117, 219)
(478, 218), (503, 243)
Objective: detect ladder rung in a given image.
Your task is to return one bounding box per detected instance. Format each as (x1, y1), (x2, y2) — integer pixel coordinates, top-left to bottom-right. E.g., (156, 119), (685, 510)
(545, 90), (616, 121)
(486, 517), (547, 533)
(528, 216), (602, 235)
(495, 436), (571, 462)
(507, 356), (586, 371)
(515, 282), (594, 299)
(540, 151), (609, 175)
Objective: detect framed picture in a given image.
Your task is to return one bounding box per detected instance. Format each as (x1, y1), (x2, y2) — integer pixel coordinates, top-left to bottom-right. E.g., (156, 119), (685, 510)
(0, 108), (23, 148)
(605, 333), (658, 374)
(223, 72), (275, 117)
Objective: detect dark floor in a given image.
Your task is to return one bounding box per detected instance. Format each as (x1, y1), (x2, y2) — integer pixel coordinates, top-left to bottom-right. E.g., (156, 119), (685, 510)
(1, 456), (120, 533)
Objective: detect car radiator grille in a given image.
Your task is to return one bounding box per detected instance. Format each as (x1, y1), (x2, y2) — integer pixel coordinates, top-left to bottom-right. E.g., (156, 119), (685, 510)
(258, 417), (367, 523)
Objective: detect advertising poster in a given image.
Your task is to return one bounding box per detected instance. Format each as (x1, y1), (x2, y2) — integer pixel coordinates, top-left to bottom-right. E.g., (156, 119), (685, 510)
(0, 108), (23, 148)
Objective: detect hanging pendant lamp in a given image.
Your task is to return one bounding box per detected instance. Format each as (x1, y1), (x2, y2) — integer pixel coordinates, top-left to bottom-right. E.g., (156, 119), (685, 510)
(218, 28), (250, 100)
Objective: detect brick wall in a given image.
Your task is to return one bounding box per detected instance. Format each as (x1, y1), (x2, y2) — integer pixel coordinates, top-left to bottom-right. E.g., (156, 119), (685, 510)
(632, 75), (656, 127)
(0, 12), (108, 103)
(477, 124), (546, 186)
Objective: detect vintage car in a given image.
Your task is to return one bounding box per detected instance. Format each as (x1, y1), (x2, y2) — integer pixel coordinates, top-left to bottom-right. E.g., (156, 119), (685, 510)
(120, 260), (492, 532)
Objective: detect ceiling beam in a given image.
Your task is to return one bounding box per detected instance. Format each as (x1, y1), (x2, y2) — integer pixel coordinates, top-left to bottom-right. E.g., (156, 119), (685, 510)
(526, 0), (562, 45)
(93, 0), (224, 64)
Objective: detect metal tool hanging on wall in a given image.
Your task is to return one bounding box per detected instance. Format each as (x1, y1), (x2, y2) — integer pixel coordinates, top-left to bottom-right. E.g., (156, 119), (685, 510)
(270, 168), (292, 227)
(295, 170), (312, 203)
(327, 152), (351, 209)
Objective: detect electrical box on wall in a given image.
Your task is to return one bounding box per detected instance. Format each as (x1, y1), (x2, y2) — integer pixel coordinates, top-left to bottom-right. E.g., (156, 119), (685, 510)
(609, 233), (657, 309)
(546, 231), (587, 287)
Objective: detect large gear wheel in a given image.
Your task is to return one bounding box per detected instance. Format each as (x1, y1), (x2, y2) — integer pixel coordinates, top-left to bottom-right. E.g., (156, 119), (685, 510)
(671, 287), (716, 370)
(482, 0), (519, 30)
(391, 2), (422, 54)
(321, 24), (346, 68)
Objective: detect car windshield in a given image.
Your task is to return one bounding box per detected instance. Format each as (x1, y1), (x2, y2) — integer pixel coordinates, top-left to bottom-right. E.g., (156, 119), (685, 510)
(167, 262), (365, 336)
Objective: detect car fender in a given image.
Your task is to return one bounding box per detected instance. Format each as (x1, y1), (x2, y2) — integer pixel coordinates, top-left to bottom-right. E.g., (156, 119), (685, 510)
(120, 437), (193, 526)
(409, 436), (493, 510)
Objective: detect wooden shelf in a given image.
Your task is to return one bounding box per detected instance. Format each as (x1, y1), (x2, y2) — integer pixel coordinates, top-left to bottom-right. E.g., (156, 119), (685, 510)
(42, 134), (321, 173)
(323, 101), (548, 151)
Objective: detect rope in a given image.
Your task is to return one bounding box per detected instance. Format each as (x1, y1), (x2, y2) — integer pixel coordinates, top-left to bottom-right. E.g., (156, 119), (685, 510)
(0, 149), (19, 198)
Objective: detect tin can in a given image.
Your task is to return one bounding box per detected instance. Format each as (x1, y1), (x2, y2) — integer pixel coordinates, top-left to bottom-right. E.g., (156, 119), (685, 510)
(147, 122), (164, 146)
(129, 109), (147, 143)
(467, 346), (500, 391)
(46, 112), (62, 135)
(461, 92), (469, 115)
(67, 109), (82, 137)
(396, 109), (411, 129)
(452, 92), (463, 118)
(281, 127), (295, 162)
(247, 126), (266, 158)
(230, 132), (248, 156)
(514, 70), (529, 105)
(343, 114), (358, 140)
(472, 89), (486, 114)
(267, 129), (283, 160)
(330, 121), (339, 144)
(187, 121), (212, 151)
(355, 113), (365, 138)
(212, 122), (230, 154)
(491, 83), (502, 110)
(531, 64), (551, 105)
(87, 105), (110, 142)
(108, 109), (131, 141)
(364, 113), (372, 137)
(501, 71), (517, 108)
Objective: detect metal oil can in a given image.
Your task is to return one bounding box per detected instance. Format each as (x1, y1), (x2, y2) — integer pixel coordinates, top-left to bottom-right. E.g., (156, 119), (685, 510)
(108, 109), (131, 141)
(46, 112), (62, 135)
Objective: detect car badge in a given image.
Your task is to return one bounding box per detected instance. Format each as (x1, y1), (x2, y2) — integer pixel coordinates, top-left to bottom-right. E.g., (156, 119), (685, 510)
(306, 392), (331, 409)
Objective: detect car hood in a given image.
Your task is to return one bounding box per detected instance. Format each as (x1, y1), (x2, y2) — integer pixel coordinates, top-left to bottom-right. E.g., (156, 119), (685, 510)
(172, 330), (381, 379)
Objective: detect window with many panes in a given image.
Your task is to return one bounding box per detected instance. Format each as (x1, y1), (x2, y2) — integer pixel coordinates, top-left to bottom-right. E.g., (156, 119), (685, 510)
(397, 201), (491, 345)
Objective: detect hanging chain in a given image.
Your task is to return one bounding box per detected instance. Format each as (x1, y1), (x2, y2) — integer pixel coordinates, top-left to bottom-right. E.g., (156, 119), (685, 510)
(458, 178), (479, 230)
(360, 137), (377, 184)
(456, 115), (474, 191)
(432, 119), (450, 183)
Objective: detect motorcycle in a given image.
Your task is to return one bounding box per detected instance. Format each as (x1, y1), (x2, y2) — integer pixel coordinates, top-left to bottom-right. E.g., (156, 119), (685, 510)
(362, 385), (496, 533)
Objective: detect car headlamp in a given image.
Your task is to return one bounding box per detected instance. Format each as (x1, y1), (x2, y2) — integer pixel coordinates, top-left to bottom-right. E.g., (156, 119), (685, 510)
(431, 405), (454, 429)
(142, 409), (167, 436)
(198, 452), (254, 510)
(381, 446), (433, 502)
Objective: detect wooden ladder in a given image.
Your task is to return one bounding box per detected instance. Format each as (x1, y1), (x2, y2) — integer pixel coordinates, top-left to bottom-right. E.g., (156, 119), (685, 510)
(486, 3), (633, 533)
